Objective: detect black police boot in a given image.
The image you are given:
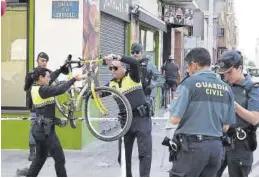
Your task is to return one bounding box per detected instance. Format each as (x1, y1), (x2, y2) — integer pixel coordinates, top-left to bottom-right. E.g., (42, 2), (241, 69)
(28, 144), (36, 161)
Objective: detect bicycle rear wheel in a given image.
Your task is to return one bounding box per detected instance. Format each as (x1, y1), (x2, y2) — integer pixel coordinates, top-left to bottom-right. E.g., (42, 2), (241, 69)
(54, 80), (80, 129)
(84, 86), (132, 142)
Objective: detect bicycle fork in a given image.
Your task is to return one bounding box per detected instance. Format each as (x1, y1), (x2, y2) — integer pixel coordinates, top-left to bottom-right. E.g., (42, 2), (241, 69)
(90, 82), (108, 115)
(68, 88), (77, 129)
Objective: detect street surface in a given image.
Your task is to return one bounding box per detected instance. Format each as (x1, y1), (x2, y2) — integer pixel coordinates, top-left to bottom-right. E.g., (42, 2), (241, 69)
(2, 110), (259, 177)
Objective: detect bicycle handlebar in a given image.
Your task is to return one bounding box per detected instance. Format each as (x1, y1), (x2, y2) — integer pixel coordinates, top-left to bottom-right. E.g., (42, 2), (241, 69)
(64, 54), (120, 68)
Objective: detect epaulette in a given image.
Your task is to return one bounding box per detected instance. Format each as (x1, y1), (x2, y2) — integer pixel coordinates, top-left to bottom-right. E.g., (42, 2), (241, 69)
(253, 82), (259, 88)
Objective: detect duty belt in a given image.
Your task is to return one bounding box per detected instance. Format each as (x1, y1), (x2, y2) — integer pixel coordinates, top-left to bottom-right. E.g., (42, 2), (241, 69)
(185, 135), (221, 142)
(133, 103), (151, 117)
(35, 115), (54, 136)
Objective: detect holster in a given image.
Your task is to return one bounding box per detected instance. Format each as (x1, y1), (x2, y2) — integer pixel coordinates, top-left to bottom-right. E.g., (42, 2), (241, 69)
(35, 115), (53, 136)
(135, 103), (152, 117)
(221, 133), (234, 147)
(161, 136), (181, 162)
(245, 125), (258, 151)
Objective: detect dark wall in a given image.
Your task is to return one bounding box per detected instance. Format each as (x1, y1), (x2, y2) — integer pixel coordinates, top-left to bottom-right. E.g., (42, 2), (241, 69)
(163, 26), (171, 65)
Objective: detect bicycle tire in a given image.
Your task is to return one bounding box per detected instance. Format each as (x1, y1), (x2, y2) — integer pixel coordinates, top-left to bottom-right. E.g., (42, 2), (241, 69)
(84, 86), (132, 142)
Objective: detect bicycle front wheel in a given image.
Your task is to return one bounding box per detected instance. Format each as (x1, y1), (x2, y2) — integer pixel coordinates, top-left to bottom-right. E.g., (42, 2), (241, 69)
(84, 86), (132, 142)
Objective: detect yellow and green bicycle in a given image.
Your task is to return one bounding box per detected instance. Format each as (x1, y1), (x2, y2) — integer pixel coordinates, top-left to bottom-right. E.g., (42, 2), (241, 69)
(55, 55), (132, 142)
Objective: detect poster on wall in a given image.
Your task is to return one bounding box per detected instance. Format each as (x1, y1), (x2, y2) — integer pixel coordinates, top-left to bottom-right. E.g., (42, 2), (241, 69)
(83, 0), (100, 85)
(164, 5), (194, 26)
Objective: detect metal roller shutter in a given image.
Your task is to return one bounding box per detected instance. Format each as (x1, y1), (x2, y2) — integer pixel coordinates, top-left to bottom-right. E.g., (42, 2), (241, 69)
(99, 13), (126, 86)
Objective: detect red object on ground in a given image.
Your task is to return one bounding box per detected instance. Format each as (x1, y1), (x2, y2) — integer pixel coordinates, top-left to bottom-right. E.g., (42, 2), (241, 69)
(1, 0), (7, 17)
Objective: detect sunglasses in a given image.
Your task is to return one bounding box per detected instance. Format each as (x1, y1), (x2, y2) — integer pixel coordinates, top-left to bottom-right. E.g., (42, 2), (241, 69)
(109, 66), (119, 71)
(131, 51), (140, 55)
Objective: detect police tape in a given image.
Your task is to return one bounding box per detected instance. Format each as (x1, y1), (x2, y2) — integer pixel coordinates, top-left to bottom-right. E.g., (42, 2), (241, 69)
(1, 117), (30, 120)
(1, 117), (84, 121)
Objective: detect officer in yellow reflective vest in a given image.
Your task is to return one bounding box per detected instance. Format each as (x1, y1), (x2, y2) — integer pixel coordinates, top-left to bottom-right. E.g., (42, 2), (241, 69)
(26, 67), (82, 177)
(106, 55), (152, 177)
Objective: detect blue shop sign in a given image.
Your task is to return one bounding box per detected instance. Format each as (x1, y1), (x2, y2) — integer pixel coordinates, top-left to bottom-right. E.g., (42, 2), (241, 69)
(52, 1), (79, 19)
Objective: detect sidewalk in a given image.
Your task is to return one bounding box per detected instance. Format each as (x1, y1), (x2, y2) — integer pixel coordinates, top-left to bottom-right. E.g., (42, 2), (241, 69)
(2, 119), (259, 177)
(1, 119), (172, 177)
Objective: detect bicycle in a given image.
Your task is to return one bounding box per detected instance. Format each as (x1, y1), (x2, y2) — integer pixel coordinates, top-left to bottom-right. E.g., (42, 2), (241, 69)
(55, 55), (133, 142)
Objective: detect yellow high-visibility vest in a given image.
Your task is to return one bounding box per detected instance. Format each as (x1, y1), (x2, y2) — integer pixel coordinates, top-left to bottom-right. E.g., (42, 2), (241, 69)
(31, 86), (55, 108)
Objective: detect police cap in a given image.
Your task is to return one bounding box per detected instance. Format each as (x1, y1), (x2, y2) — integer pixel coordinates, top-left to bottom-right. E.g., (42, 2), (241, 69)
(131, 43), (143, 53)
(218, 50), (242, 73)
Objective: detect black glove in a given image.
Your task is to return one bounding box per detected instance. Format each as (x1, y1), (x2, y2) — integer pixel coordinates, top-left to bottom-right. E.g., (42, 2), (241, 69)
(60, 64), (69, 75)
(144, 85), (154, 95)
(54, 118), (67, 127)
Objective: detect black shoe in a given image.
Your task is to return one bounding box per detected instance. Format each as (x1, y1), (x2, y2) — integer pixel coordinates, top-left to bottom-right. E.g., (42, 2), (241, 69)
(28, 145), (36, 161)
(16, 167), (29, 177)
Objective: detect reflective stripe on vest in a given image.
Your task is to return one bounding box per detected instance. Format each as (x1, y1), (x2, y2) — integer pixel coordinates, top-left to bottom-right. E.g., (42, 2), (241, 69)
(109, 75), (142, 94)
(31, 86), (55, 108)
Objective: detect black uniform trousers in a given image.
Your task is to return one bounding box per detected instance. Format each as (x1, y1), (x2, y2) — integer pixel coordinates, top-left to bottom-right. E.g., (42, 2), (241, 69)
(26, 130), (66, 177)
(217, 139), (253, 177)
(169, 138), (224, 177)
(118, 115), (152, 177)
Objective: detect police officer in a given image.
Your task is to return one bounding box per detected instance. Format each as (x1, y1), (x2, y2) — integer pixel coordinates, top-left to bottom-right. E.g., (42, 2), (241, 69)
(169, 48), (236, 177)
(216, 50), (259, 177)
(130, 43), (165, 113)
(26, 67), (82, 177)
(16, 53), (70, 177)
(105, 55), (152, 177)
(24, 52), (69, 161)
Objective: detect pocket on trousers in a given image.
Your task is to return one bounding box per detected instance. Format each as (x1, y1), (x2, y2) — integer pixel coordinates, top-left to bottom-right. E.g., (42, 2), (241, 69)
(31, 123), (46, 141)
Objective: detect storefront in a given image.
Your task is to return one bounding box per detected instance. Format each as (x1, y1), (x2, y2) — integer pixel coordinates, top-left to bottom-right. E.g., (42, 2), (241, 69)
(163, 4), (194, 76)
(99, 0), (131, 86)
(132, 5), (166, 65)
(1, 1), (29, 110)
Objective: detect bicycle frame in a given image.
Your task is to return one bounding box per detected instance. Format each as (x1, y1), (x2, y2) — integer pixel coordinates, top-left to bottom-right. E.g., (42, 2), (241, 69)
(65, 59), (108, 115)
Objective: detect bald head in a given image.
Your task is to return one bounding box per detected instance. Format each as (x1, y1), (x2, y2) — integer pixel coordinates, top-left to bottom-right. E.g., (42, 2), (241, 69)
(111, 60), (123, 67)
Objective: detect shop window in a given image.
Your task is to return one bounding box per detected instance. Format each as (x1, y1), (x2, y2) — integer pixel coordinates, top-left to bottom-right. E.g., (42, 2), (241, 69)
(188, 26), (193, 36)
(146, 31), (155, 52)
(218, 28), (225, 37)
(139, 28), (155, 52)
(1, 4), (27, 108)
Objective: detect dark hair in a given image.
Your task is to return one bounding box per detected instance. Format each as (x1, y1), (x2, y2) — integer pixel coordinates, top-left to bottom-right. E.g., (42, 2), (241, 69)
(233, 59), (243, 69)
(24, 72), (34, 91)
(184, 48), (211, 67)
(37, 52), (49, 61)
(33, 67), (51, 81)
(235, 51), (243, 68)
